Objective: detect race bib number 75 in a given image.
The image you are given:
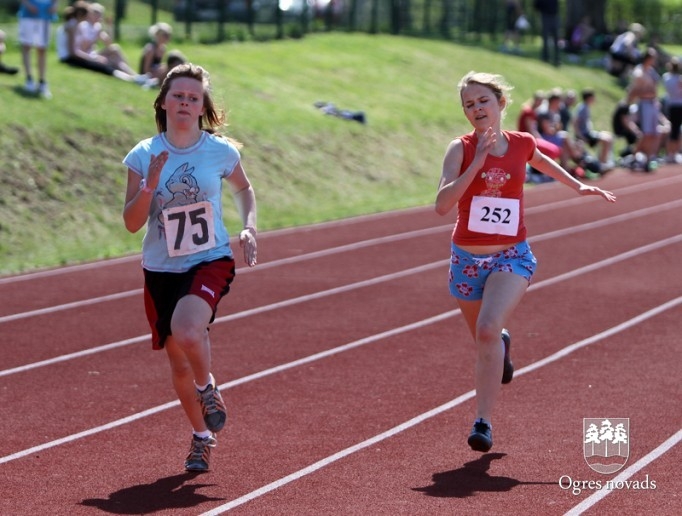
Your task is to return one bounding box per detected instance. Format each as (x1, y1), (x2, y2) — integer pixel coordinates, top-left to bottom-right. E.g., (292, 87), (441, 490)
(162, 201), (216, 257)
(468, 196), (520, 236)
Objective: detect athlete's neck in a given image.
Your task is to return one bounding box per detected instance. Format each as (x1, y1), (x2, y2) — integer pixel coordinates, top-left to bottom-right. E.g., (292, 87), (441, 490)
(165, 129), (203, 149)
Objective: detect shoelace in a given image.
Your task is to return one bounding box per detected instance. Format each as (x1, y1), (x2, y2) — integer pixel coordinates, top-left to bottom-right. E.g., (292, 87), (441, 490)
(199, 386), (220, 413)
(188, 436), (217, 460)
(473, 422), (491, 433)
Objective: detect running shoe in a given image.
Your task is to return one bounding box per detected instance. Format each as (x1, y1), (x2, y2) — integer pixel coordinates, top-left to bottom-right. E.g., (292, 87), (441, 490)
(468, 420), (493, 452)
(38, 82), (52, 100)
(184, 433), (217, 472)
(501, 328), (514, 384)
(24, 78), (36, 94)
(197, 373), (227, 433)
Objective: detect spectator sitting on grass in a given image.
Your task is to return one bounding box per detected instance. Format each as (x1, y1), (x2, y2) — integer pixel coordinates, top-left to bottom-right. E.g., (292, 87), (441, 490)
(517, 91), (563, 182)
(607, 23), (645, 83)
(611, 98), (642, 161)
(74, 2), (152, 85)
(566, 16), (596, 55)
(573, 88), (615, 170)
(139, 22), (173, 85)
(57, 1), (154, 86)
(536, 91), (587, 175)
(166, 50), (188, 73)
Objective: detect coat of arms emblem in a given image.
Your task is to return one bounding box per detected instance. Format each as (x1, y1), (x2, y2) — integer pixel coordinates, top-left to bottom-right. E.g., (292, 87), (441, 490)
(583, 418), (630, 474)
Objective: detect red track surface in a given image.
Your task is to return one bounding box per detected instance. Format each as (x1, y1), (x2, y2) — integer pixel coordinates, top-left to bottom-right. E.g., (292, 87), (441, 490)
(1, 167), (681, 515)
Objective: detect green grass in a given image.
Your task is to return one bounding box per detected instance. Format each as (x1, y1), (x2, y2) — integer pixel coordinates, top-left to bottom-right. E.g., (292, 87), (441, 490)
(0, 26), (650, 275)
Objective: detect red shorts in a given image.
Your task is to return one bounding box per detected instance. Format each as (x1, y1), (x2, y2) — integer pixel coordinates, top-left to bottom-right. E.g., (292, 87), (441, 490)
(143, 257), (236, 349)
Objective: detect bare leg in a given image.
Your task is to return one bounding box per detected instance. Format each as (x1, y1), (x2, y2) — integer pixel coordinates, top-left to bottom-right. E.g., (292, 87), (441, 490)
(165, 336), (208, 432)
(598, 133), (613, 164)
(165, 294), (214, 431)
(636, 134), (661, 160)
(21, 44), (31, 80)
(37, 47), (46, 82)
(171, 294), (213, 386)
(101, 45), (138, 77)
(457, 271), (529, 421)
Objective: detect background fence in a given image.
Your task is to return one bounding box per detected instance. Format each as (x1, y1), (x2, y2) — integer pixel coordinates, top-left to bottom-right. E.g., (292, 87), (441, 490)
(1, 0), (680, 46)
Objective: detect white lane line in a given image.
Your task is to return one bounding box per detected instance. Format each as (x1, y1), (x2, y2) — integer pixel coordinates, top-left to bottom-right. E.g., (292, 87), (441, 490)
(2, 197), (681, 325)
(0, 226), (447, 324)
(1, 172), (678, 288)
(0, 234), (682, 377)
(0, 205), (439, 284)
(0, 289), (143, 324)
(2, 242), (680, 465)
(564, 429), (682, 516)
(199, 296), (682, 515)
(2, 233), (681, 379)
(0, 262), (443, 378)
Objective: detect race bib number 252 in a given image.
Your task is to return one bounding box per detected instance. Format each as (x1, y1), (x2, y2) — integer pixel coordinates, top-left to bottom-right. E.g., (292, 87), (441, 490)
(468, 196), (520, 236)
(162, 201), (216, 257)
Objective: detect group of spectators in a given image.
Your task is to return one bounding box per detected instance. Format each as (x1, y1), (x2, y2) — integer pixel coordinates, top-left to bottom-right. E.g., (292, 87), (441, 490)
(609, 26), (682, 171)
(515, 19), (682, 179)
(0, 0), (187, 99)
(518, 87), (612, 181)
(3, 3), (681, 169)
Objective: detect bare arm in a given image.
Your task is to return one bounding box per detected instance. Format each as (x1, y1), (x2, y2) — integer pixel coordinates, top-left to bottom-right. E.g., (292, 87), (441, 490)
(528, 149), (617, 202)
(122, 152), (168, 233)
(435, 128), (496, 215)
(226, 161), (258, 266)
(140, 45), (154, 75)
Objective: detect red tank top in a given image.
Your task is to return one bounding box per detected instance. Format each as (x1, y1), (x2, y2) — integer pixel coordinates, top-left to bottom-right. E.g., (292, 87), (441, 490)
(452, 130), (536, 246)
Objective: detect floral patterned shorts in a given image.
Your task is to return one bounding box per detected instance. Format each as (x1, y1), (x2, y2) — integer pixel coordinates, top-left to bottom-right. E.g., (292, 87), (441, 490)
(448, 241), (537, 300)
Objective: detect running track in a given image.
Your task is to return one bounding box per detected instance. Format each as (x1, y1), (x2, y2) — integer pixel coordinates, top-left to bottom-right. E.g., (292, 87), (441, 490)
(1, 166), (681, 515)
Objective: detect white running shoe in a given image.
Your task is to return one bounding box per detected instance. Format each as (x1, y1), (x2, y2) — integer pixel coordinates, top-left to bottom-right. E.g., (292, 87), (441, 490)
(39, 82), (52, 99)
(24, 78), (37, 93)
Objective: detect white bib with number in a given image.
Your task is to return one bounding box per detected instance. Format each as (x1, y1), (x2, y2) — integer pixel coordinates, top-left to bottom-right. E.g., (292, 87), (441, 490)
(468, 196), (520, 236)
(162, 201), (216, 257)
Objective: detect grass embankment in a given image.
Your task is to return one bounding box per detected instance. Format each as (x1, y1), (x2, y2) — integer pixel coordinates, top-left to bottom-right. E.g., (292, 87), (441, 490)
(0, 28), (630, 275)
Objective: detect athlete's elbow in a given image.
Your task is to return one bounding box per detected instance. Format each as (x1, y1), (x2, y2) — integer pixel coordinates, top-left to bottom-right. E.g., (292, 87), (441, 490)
(123, 214), (143, 234)
(434, 201), (451, 216)
(123, 221), (140, 234)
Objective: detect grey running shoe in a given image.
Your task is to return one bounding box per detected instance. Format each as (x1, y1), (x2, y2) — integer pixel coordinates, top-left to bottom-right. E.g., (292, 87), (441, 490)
(197, 373), (227, 433)
(468, 420), (493, 452)
(184, 433), (217, 472)
(501, 328), (514, 384)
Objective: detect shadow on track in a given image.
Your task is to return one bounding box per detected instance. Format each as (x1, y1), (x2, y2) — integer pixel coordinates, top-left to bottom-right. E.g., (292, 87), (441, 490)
(79, 472), (224, 513)
(413, 453), (554, 498)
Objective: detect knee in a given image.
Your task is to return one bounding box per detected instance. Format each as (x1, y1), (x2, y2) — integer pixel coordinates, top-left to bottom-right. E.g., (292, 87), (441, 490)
(171, 321), (207, 351)
(168, 354), (193, 378)
(476, 321), (503, 350)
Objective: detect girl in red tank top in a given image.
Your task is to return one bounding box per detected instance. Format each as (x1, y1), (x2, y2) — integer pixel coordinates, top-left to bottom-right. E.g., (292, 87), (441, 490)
(434, 71), (616, 453)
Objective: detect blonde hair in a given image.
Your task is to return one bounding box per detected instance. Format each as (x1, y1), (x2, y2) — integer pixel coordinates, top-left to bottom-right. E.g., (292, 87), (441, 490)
(149, 22), (172, 40)
(458, 71), (514, 107)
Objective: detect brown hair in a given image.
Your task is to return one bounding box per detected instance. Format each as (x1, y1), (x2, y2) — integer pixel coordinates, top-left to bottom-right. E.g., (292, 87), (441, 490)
(153, 63), (242, 148)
